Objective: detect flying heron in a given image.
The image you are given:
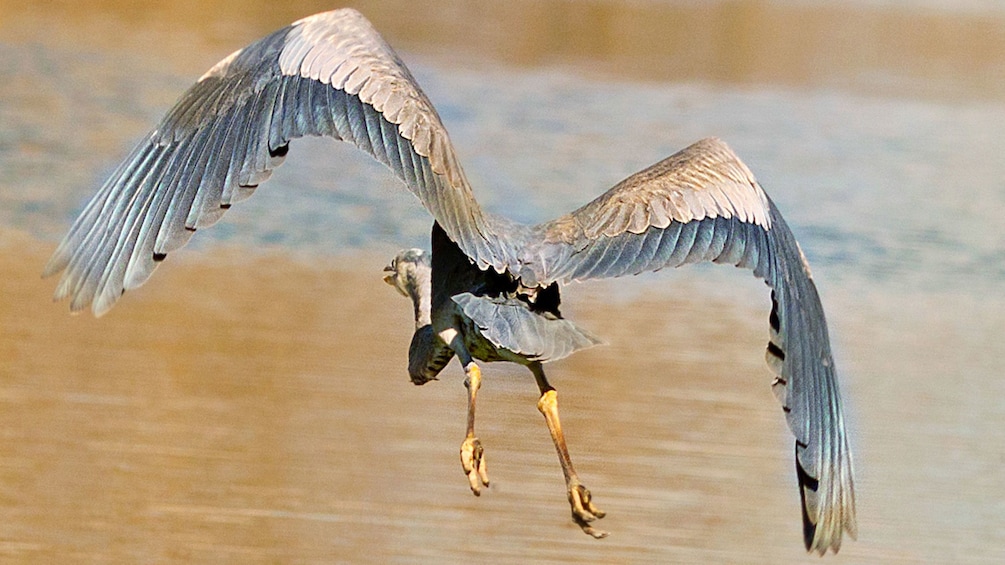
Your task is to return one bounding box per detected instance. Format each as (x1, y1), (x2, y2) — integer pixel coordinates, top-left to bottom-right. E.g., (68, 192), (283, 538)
(44, 8), (856, 554)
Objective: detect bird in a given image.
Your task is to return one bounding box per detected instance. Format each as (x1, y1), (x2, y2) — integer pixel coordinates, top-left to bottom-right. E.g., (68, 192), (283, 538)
(44, 8), (856, 554)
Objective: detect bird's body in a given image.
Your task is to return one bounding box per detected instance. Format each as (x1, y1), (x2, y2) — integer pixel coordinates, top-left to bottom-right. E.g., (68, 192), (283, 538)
(426, 220), (599, 370)
(45, 8), (856, 553)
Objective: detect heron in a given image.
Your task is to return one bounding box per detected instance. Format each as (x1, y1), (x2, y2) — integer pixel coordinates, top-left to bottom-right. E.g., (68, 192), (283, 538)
(44, 8), (856, 553)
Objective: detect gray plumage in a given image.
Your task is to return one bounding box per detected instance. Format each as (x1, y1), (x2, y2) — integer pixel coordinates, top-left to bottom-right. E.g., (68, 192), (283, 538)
(452, 292), (601, 362)
(44, 8), (855, 554)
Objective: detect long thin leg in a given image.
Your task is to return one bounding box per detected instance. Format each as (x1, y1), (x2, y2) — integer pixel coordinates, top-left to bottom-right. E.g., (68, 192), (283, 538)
(440, 328), (490, 495)
(460, 360), (490, 494)
(530, 362), (607, 538)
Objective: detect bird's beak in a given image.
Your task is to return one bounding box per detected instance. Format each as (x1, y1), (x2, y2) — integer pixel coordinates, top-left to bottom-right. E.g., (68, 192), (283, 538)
(382, 264), (395, 286)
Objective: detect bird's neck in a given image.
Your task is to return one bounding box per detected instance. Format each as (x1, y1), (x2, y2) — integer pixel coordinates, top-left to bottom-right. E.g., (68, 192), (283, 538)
(409, 268), (432, 330)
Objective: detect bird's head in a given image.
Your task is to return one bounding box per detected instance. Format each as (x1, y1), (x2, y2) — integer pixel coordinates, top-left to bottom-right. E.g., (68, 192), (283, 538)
(383, 248), (431, 298)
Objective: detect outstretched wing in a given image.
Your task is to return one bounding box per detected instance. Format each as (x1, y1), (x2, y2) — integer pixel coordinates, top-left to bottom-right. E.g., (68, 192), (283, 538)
(523, 138), (856, 554)
(44, 8), (502, 316)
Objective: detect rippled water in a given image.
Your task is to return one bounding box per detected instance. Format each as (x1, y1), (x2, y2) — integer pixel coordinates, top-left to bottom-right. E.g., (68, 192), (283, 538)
(1, 1), (1003, 563)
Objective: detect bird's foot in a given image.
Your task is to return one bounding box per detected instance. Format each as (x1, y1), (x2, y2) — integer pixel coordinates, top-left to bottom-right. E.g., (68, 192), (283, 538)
(568, 481), (608, 538)
(460, 436), (489, 495)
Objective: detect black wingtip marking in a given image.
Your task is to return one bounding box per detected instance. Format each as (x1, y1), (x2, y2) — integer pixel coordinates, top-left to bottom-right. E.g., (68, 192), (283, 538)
(795, 444), (820, 550)
(153, 253), (167, 262)
(767, 341), (786, 361)
(269, 143), (289, 158)
(220, 203), (232, 210)
(802, 505), (816, 551)
(769, 291), (781, 332)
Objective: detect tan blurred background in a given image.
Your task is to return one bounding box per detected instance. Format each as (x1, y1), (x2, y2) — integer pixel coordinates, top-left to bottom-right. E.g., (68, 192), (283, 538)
(1, 1), (1004, 563)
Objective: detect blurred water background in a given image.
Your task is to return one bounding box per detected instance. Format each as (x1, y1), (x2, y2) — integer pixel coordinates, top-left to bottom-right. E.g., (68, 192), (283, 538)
(1, 1), (1003, 563)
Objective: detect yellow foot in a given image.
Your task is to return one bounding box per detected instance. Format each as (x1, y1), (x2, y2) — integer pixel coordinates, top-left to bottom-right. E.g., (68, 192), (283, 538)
(569, 481), (608, 538)
(460, 436), (490, 495)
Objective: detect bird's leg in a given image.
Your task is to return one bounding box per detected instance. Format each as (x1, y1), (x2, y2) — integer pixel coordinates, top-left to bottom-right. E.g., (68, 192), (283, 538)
(460, 360), (491, 494)
(530, 362), (608, 538)
(441, 328), (490, 495)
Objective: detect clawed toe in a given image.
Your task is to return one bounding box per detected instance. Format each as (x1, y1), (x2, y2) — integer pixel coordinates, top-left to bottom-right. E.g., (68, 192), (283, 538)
(568, 482), (608, 538)
(460, 436), (490, 495)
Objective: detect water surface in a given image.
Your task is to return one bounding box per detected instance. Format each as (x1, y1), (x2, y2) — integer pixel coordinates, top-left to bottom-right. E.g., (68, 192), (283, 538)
(1, 1), (1003, 563)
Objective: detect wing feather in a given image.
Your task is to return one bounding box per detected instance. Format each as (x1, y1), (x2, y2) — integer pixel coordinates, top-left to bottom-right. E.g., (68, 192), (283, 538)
(123, 145), (191, 290)
(713, 218), (746, 265)
(92, 156), (168, 315)
(528, 137), (855, 555)
(662, 217), (699, 268)
(630, 223), (667, 275)
(569, 236), (615, 280)
(221, 84), (268, 204)
(323, 84), (351, 141)
(47, 8), (507, 314)
(186, 110), (235, 229)
(155, 120), (211, 253)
